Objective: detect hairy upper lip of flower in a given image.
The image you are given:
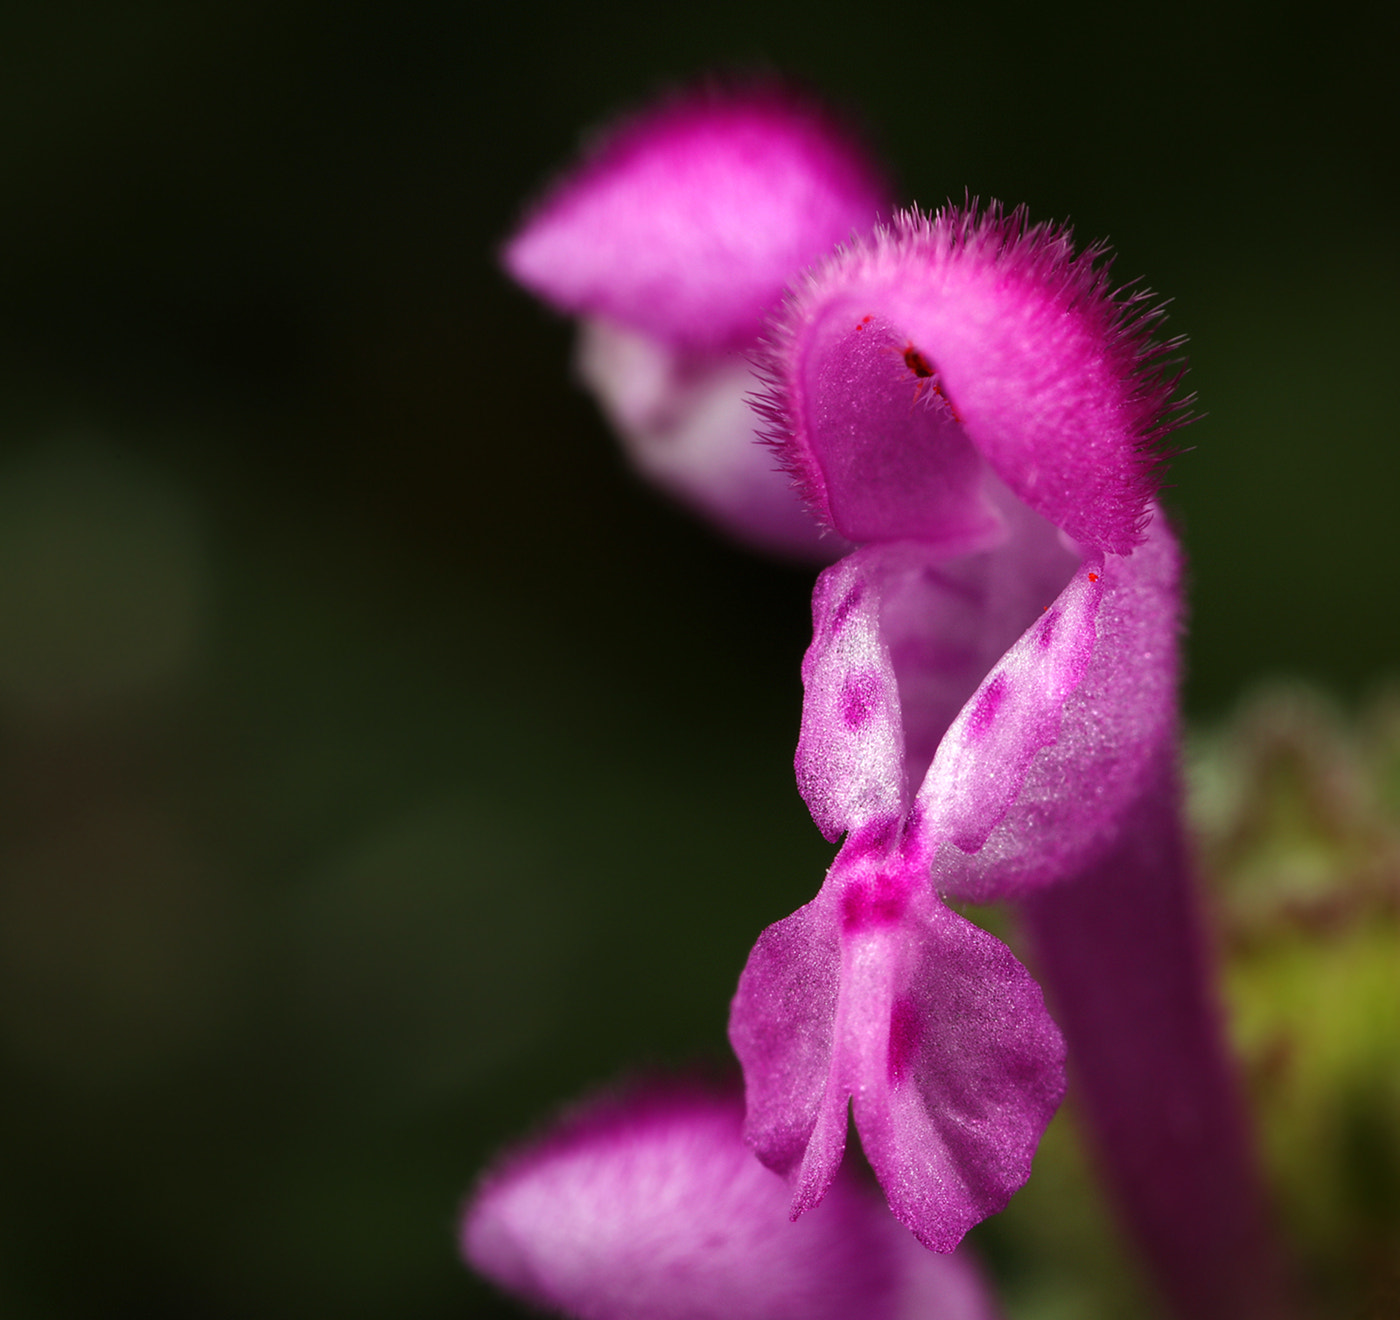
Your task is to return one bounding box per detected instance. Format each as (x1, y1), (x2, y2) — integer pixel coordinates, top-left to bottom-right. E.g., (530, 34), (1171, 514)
(753, 200), (1190, 560)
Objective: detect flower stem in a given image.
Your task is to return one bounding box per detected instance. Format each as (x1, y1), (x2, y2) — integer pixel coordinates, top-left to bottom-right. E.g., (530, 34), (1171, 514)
(1019, 751), (1301, 1319)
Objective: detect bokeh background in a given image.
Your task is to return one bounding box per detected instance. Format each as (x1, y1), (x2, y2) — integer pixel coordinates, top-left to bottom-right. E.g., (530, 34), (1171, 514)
(1, 3), (1396, 1316)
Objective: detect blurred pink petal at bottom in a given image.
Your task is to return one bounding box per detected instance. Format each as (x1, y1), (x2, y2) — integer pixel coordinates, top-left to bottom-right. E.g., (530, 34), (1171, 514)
(462, 1079), (1000, 1320)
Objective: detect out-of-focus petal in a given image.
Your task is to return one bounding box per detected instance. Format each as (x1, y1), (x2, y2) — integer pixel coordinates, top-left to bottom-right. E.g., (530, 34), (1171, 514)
(576, 319), (844, 560)
(932, 508), (1182, 902)
(463, 1080), (1002, 1320)
(759, 205), (1188, 554)
(504, 84), (889, 352)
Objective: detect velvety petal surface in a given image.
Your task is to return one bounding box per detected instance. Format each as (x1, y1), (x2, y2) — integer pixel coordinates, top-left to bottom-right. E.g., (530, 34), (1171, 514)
(463, 1080), (1001, 1320)
(841, 886), (1066, 1252)
(851, 890), (1069, 1254)
(931, 507), (1182, 901)
(759, 205), (1187, 553)
(728, 890), (847, 1200)
(730, 857), (1065, 1252)
(795, 553), (910, 841)
(503, 84), (888, 352)
(911, 556), (1103, 857)
(797, 491), (1083, 836)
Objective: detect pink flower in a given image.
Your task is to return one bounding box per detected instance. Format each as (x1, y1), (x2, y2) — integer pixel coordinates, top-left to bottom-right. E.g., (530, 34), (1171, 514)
(504, 87), (1296, 1314)
(503, 82), (889, 558)
(728, 204), (1188, 1252)
(462, 1079), (1000, 1320)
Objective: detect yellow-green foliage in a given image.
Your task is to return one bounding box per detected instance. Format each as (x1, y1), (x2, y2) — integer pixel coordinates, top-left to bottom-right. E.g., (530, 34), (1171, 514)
(1194, 685), (1400, 1316)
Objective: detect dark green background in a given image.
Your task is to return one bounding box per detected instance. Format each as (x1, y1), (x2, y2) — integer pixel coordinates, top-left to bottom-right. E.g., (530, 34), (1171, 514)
(0, 3), (1394, 1316)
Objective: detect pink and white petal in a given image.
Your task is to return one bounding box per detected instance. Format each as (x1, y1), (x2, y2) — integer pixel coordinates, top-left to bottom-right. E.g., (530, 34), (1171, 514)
(860, 492), (1081, 795)
(796, 550), (910, 840)
(576, 319), (843, 561)
(933, 508), (1182, 902)
(728, 890), (849, 1208)
(911, 557), (1104, 859)
(801, 502), (1084, 848)
(761, 205), (1187, 553)
(850, 895), (1066, 1253)
(463, 1080), (1004, 1320)
(504, 84), (889, 353)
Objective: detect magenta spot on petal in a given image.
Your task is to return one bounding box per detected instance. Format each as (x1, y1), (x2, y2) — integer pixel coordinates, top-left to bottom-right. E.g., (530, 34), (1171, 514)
(840, 870), (908, 930)
(845, 814), (900, 857)
(829, 584), (863, 634)
(1038, 608), (1060, 650)
(969, 673), (1010, 739)
(839, 670), (880, 730)
(888, 994), (921, 1086)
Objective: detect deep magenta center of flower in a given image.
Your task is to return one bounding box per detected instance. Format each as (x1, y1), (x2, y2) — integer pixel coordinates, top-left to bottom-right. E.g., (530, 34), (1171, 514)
(840, 867), (912, 930)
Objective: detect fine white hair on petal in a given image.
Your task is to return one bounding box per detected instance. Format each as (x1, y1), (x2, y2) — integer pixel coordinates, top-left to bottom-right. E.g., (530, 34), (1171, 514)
(752, 200), (1192, 555)
(463, 1079), (1001, 1320)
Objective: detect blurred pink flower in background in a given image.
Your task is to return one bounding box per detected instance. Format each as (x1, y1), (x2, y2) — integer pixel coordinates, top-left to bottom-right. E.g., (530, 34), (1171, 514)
(463, 1079), (1000, 1320)
(503, 82), (889, 559)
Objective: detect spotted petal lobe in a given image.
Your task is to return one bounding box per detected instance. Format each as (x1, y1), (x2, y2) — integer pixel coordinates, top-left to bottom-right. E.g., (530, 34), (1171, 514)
(796, 553), (910, 841)
(727, 888), (847, 1206)
(850, 891), (1067, 1252)
(796, 495), (1083, 843)
(729, 852), (1065, 1253)
(931, 507), (1182, 902)
(911, 555), (1104, 858)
